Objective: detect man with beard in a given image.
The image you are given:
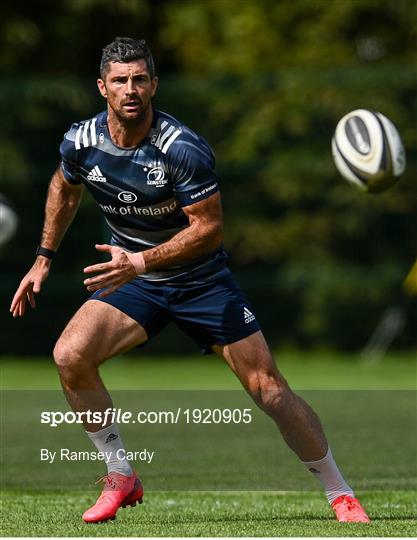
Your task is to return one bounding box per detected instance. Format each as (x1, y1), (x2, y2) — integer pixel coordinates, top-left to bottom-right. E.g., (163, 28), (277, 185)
(11, 37), (369, 525)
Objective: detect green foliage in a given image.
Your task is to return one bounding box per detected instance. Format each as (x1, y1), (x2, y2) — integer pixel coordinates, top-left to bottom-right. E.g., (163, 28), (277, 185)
(1, 0), (416, 350)
(161, 0), (416, 265)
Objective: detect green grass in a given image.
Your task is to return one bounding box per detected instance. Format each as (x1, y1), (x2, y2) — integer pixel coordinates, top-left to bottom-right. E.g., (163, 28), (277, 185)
(1, 351), (416, 390)
(2, 490), (416, 536)
(1, 352), (416, 536)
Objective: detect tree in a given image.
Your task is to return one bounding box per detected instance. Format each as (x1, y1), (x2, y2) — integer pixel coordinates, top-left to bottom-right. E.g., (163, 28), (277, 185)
(2, 0), (415, 350)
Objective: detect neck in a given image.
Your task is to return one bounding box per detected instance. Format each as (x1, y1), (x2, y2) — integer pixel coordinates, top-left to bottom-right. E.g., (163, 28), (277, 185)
(107, 106), (153, 148)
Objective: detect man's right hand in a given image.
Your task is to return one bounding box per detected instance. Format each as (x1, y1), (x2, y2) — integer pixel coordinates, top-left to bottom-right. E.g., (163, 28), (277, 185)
(10, 257), (52, 317)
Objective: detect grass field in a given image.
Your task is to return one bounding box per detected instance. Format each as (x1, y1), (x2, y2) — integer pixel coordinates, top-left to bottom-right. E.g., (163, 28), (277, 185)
(1, 352), (416, 537)
(2, 350), (416, 390)
(3, 490), (416, 537)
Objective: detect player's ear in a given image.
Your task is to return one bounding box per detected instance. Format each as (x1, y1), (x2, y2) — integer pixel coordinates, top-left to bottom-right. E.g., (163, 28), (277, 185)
(150, 76), (159, 97)
(97, 79), (107, 98)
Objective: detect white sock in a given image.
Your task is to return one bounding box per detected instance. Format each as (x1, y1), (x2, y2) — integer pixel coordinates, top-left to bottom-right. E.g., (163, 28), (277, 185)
(303, 447), (354, 504)
(86, 423), (133, 476)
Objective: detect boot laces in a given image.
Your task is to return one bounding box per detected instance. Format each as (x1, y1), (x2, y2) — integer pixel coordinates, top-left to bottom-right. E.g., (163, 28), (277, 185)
(339, 496), (364, 518)
(344, 498), (358, 511)
(95, 474), (117, 489)
(93, 474), (122, 504)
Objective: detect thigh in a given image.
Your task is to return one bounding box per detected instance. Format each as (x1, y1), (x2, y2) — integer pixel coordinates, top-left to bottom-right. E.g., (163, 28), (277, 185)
(212, 330), (286, 391)
(58, 299), (147, 365)
(89, 278), (171, 343)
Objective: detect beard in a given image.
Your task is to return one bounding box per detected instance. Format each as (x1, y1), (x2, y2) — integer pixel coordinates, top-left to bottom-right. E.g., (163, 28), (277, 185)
(112, 98), (149, 125)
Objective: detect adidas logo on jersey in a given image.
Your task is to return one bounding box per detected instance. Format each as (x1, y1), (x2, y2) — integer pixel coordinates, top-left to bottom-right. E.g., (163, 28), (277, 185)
(243, 307), (255, 324)
(87, 166), (107, 182)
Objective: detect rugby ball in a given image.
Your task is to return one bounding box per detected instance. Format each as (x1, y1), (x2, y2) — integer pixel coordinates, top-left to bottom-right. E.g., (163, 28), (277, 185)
(0, 196), (18, 247)
(332, 109), (406, 193)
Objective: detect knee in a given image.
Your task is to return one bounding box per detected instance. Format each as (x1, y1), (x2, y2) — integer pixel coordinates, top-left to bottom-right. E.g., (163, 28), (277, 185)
(53, 338), (90, 385)
(246, 370), (289, 413)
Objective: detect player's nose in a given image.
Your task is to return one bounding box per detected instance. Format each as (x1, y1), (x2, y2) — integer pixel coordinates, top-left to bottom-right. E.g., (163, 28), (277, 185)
(125, 78), (137, 96)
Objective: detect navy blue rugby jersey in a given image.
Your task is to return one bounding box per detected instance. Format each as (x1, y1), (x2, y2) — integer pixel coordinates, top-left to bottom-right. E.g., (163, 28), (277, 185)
(59, 109), (227, 282)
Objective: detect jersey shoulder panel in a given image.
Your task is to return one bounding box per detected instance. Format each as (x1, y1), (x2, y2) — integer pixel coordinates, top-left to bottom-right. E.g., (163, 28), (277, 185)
(59, 112), (105, 184)
(151, 111), (218, 206)
(152, 110), (215, 164)
(60, 112), (104, 156)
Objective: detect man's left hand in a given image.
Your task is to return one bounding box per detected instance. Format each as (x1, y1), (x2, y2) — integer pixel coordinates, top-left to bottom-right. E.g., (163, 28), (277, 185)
(83, 244), (145, 297)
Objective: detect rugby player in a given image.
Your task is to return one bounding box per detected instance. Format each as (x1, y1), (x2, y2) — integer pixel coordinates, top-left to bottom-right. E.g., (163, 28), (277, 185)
(10, 37), (369, 524)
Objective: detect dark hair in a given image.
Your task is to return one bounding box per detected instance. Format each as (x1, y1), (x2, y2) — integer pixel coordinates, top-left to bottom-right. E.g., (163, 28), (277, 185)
(100, 37), (156, 79)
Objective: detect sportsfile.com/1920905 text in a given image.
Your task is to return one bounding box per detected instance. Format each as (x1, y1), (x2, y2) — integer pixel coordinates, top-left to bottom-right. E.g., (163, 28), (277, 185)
(40, 407), (253, 428)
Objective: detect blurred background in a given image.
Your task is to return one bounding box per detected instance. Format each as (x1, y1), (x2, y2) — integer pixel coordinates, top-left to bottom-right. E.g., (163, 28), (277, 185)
(1, 0), (416, 356)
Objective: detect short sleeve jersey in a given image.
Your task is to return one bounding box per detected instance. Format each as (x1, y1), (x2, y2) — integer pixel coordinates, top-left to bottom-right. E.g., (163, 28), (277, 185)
(59, 109), (227, 282)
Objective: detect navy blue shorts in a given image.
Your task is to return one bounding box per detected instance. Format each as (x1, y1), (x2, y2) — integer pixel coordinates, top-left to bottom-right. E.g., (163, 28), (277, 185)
(89, 270), (260, 354)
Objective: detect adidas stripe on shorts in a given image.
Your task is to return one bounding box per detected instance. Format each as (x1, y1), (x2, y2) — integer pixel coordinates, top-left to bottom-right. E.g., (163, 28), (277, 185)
(89, 269), (261, 354)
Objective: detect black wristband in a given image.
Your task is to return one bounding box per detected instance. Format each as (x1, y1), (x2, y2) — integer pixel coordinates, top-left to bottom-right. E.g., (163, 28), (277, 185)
(36, 246), (56, 259)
